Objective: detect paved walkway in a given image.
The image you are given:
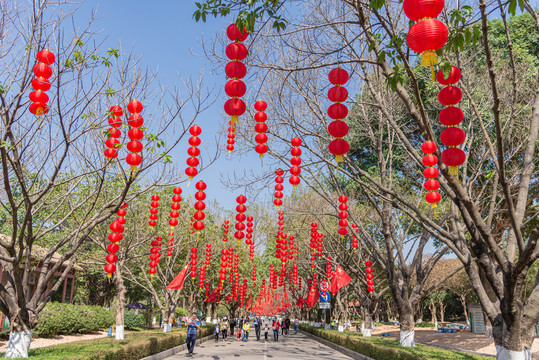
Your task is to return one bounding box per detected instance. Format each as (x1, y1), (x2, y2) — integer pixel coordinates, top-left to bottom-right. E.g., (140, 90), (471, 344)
(165, 329), (353, 359)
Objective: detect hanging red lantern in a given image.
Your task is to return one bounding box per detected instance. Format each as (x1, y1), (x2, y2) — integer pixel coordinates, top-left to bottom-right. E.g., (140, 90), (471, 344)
(193, 180), (206, 235)
(226, 121), (236, 154)
(274, 168), (284, 209)
(254, 100), (268, 160)
(327, 67), (350, 165)
(126, 100), (144, 174)
(223, 219), (230, 242)
(421, 140), (441, 208)
(190, 247), (198, 279)
(224, 24), (248, 124)
(234, 195), (247, 243)
(104, 105), (123, 160)
(289, 137), (302, 189)
(104, 204), (127, 279)
(29, 50), (55, 116)
(365, 260), (375, 294)
(186, 125), (202, 180)
(168, 187), (182, 230)
(338, 195), (349, 239)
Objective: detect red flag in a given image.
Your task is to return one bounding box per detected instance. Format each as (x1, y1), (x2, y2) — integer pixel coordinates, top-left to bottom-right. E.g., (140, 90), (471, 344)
(305, 287), (319, 308)
(166, 265), (188, 290)
(329, 264), (351, 294)
(204, 288), (220, 303)
(296, 296), (305, 309)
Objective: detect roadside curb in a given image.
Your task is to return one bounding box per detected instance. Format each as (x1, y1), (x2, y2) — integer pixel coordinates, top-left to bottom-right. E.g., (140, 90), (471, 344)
(140, 334), (213, 360)
(300, 330), (374, 360)
(416, 341), (495, 358)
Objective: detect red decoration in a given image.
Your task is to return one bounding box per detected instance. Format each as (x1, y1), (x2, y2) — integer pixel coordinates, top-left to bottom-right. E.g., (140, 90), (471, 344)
(193, 180), (207, 235)
(365, 260), (375, 294)
(234, 195), (247, 243)
(274, 169), (284, 209)
(148, 194), (159, 228)
(186, 125), (202, 180)
(226, 121), (235, 153)
(104, 203), (127, 279)
(126, 100), (144, 174)
(104, 106), (123, 160)
(224, 24), (248, 124)
(421, 141), (441, 208)
(168, 187), (182, 230)
(190, 247), (198, 279)
(338, 195), (349, 239)
(29, 50), (55, 116)
(289, 137), (302, 189)
(351, 224), (359, 249)
(327, 68), (350, 165)
(254, 100), (268, 160)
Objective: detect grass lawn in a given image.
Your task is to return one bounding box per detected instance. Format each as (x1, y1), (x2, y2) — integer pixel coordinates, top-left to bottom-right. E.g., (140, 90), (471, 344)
(2, 327), (212, 360)
(302, 325), (493, 360)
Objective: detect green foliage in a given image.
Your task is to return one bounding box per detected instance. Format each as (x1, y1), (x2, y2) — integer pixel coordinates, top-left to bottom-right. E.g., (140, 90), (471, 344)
(34, 302), (114, 336)
(23, 327), (214, 360)
(174, 307), (189, 318)
(415, 322), (436, 328)
(300, 325), (491, 360)
(123, 311), (142, 330)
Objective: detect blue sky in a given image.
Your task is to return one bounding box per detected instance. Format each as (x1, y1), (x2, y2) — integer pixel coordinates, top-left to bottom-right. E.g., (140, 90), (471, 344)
(80, 0), (264, 208)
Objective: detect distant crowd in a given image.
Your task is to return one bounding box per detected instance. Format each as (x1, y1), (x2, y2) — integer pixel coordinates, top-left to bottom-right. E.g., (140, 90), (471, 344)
(213, 315), (300, 342)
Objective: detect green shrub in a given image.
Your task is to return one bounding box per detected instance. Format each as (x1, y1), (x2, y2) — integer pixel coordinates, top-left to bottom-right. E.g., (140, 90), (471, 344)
(415, 322), (436, 328)
(124, 311), (142, 329)
(35, 302), (114, 336)
(174, 307), (188, 318)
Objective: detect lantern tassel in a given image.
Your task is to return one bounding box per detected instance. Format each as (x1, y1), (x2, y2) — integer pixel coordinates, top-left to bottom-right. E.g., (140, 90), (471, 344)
(130, 165), (137, 175)
(430, 65), (436, 82)
(449, 166), (458, 176)
(231, 115), (238, 124)
(340, 235), (344, 240)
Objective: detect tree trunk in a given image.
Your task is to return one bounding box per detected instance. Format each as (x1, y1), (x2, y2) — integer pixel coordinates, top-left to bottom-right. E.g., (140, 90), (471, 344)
(439, 301), (445, 323)
(460, 295), (469, 325)
(113, 269), (126, 341)
(362, 305), (372, 337)
(399, 310), (415, 347)
(4, 310), (37, 358)
(162, 304), (174, 333)
(429, 298), (437, 325)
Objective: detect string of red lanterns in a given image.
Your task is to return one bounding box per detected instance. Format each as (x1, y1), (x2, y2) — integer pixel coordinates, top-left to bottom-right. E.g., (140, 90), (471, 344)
(254, 100), (268, 161)
(29, 50), (55, 116)
(104, 106), (123, 160)
(169, 187), (182, 230)
(126, 100), (144, 174)
(148, 236), (162, 279)
(317, 232), (324, 258)
(327, 68), (350, 167)
(218, 248), (228, 292)
(226, 121), (236, 154)
(289, 137), (302, 190)
(437, 67), (466, 175)
(326, 256), (333, 281)
(338, 195), (348, 239)
(403, 0), (448, 79)
(104, 203), (127, 279)
(148, 195), (159, 228)
(365, 260), (375, 295)
(246, 215), (255, 261)
(224, 24), (248, 125)
(274, 169), (284, 209)
(351, 223), (359, 249)
(186, 125), (202, 181)
(234, 195), (247, 244)
(193, 180), (207, 235)
(189, 247), (198, 280)
(223, 219), (230, 242)
(421, 141), (441, 208)
(166, 231), (173, 257)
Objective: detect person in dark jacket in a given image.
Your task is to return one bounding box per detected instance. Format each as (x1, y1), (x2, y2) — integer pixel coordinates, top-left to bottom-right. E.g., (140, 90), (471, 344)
(186, 313), (200, 357)
(284, 317), (291, 335)
(254, 316), (262, 340)
(229, 317), (236, 338)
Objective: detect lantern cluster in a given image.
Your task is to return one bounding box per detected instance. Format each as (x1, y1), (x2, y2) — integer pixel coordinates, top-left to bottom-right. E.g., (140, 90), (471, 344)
(365, 260), (375, 294)
(274, 169), (284, 209)
(421, 141), (441, 208)
(125, 100), (144, 173)
(193, 180), (207, 235)
(437, 66), (466, 175)
(224, 24), (248, 124)
(218, 248), (228, 291)
(189, 247), (198, 279)
(327, 68), (350, 166)
(270, 264), (277, 289)
(338, 195), (349, 239)
(403, 0), (448, 77)
(29, 50), (55, 116)
(292, 263), (298, 285)
(234, 195), (247, 243)
(246, 215), (255, 261)
(223, 219), (230, 242)
(287, 235), (295, 262)
(252, 263), (257, 284)
(226, 121), (236, 153)
(289, 137), (302, 189)
(186, 125), (202, 180)
(254, 100), (269, 159)
(351, 223), (359, 249)
(148, 236), (162, 278)
(104, 203), (127, 279)
(148, 195), (160, 228)
(168, 187), (182, 229)
(199, 244), (211, 288)
(326, 256), (333, 280)
(104, 106), (123, 160)
(166, 231), (174, 257)
(317, 232), (323, 257)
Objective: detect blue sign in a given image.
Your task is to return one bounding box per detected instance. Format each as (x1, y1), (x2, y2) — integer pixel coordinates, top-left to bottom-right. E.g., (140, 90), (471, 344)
(319, 292), (330, 303)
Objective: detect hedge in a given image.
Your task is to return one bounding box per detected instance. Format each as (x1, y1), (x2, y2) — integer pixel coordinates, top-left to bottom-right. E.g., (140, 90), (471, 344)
(35, 302), (114, 336)
(299, 325), (491, 360)
(27, 326), (215, 360)
(124, 310), (143, 329)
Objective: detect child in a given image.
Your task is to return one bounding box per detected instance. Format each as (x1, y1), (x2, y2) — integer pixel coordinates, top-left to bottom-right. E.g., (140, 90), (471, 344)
(264, 323), (270, 341)
(242, 321), (251, 341)
(236, 326), (242, 340)
(214, 323), (220, 342)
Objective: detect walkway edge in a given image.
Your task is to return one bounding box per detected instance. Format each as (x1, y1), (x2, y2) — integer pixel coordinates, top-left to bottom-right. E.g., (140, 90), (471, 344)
(139, 334), (213, 360)
(300, 330), (374, 360)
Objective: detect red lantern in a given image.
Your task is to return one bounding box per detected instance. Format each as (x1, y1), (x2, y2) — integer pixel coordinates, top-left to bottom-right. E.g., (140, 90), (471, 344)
(327, 67), (350, 165)
(29, 50), (55, 117)
(406, 19), (448, 67)
(274, 169), (284, 209)
(421, 141), (441, 208)
(234, 195), (247, 243)
(254, 100), (268, 160)
(224, 24), (248, 124)
(436, 66), (461, 85)
(337, 195), (349, 239)
(193, 181), (206, 235)
(126, 100), (144, 174)
(186, 125), (202, 180)
(289, 137), (302, 189)
(104, 205), (127, 279)
(104, 106), (123, 161)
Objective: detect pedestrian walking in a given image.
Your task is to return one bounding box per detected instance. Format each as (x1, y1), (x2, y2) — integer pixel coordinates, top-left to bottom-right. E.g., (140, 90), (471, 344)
(264, 323), (270, 341)
(229, 317), (236, 338)
(293, 317), (299, 334)
(285, 317), (290, 335)
(242, 321), (251, 341)
(254, 316), (262, 340)
(281, 318), (285, 335)
(239, 317), (244, 340)
(273, 319), (280, 341)
(214, 323), (220, 342)
(221, 317), (229, 341)
(186, 313), (200, 357)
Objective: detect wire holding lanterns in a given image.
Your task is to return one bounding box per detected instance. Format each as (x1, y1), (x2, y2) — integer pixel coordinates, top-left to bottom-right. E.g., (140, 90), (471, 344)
(274, 169), (285, 209)
(254, 100), (268, 164)
(327, 68), (350, 168)
(224, 24), (248, 125)
(29, 50), (55, 117)
(437, 67), (466, 176)
(403, 0), (448, 80)
(186, 125), (202, 181)
(104, 106), (123, 161)
(126, 100), (144, 174)
(422, 141), (441, 209)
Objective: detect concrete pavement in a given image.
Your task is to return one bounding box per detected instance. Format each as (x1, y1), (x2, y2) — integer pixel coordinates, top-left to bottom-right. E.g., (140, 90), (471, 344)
(164, 329), (354, 359)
